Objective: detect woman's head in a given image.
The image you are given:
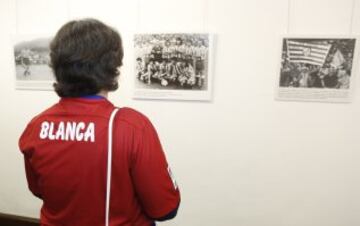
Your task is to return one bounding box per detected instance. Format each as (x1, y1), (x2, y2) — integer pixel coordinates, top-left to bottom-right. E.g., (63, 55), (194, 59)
(50, 19), (124, 97)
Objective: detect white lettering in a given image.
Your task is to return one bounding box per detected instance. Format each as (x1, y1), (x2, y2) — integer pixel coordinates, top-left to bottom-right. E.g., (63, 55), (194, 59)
(76, 122), (85, 141)
(39, 121), (95, 142)
(84, 123), (95, 142)
(66, 122), (76, 141)
(48, 122), (55, 140)
(55, 122), (65, 140)
(39, 121), (49, 139)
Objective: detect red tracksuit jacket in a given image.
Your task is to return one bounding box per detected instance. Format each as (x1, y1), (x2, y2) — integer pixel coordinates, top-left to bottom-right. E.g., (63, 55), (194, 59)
(19, 97), (180, 226)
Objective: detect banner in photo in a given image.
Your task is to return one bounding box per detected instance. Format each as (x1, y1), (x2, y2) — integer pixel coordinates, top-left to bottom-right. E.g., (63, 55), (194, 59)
(277, 37), (358, 103)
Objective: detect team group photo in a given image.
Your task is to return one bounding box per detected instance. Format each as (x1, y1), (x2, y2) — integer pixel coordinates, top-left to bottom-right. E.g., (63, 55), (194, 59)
(134, 33), (210, 91)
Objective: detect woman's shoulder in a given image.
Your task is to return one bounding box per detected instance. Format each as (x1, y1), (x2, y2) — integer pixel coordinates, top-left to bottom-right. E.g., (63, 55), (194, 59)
(26, 103), (60, 124)
(116, 107), (153, 130)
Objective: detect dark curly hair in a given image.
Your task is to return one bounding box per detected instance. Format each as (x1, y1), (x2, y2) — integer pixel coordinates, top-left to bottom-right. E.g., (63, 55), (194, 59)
(50, 19), (124, 97)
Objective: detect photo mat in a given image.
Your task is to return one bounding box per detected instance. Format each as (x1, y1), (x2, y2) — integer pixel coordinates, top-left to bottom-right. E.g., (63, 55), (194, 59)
(14, 35), (54, 90)
(276, 36), (359, 103)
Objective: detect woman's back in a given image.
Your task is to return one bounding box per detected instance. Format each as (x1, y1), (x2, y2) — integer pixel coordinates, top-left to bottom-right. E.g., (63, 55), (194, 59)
(20, 97), (179, 226)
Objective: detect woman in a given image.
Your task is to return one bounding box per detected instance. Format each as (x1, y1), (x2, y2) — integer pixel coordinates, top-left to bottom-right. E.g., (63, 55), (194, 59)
(19, 19), (180, 226)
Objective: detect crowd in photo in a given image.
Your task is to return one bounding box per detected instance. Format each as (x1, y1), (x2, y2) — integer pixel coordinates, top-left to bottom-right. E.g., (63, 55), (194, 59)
(134, 34), (208, 89)
(280, 39), (355, 89)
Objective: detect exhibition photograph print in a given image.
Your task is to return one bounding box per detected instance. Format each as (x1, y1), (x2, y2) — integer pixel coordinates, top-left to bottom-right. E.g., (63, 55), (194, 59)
(277, 36), (358, 102)
(133, 33), (214, 101)
(14, 36), (53, 90)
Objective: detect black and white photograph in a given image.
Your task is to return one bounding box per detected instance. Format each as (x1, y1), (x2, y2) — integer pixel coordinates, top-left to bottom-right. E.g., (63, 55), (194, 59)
(276, 37), (359, 102)
(14, 36), (53, 90)
(133, 33), (213, 101)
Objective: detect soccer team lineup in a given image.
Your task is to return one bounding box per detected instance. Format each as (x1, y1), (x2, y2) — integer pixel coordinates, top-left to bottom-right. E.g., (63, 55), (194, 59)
(134, 34), (209, 90)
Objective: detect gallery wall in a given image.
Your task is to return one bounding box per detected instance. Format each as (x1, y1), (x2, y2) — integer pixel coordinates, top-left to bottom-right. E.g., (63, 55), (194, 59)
(1, 0), (360, 226)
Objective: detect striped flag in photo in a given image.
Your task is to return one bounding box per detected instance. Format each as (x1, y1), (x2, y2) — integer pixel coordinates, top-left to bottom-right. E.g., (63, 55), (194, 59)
(286, 40), (331, 66)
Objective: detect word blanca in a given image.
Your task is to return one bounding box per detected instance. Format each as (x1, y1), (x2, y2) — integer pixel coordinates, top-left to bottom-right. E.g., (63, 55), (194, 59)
(39, 121), (95, 142)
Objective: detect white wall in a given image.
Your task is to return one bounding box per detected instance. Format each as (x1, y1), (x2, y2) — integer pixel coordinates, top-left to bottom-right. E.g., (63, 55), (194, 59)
(1, 0), (360, 225)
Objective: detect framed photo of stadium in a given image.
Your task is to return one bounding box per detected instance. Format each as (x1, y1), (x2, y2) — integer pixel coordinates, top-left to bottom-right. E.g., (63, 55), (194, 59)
(13, 35), (54, 90)
(276, 36), (359, 103)
(133, 33), (214, 101)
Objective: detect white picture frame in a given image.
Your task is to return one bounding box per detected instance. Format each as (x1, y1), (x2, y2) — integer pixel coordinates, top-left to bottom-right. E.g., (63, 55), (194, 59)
(13, 35), (54, 90)
(275, 35), (359, 103)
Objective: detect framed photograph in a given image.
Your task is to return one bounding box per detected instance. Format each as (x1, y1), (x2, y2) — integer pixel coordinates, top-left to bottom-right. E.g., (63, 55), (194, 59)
(133, 33), (214, 101)
(14, 35), (54, 90)
(276, 36), (359, 103)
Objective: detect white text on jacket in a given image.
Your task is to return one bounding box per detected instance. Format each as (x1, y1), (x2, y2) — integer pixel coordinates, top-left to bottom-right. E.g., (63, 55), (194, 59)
(39, 121), (95, 142)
